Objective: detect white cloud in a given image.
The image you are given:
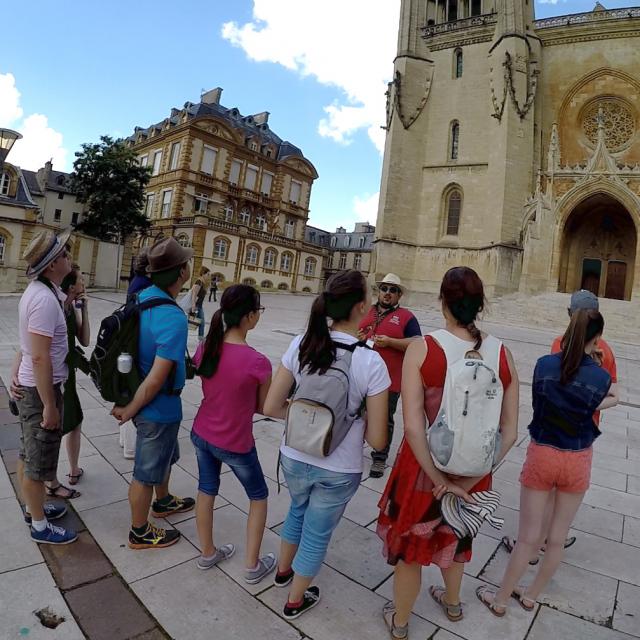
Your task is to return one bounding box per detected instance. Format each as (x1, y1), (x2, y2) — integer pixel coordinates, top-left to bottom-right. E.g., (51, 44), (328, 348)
(222, 0), (399, 153)
(353, 191), (380, 224)
(0, 72), (67, 171)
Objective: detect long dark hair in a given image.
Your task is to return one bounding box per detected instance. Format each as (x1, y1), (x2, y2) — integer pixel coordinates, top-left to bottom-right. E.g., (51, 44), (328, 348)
(439, 266), (486, 349)
(299, 270), (367, 374)
(197, 284), (261, 378)
(61, 263), (81, 294)
(559, 309), (604, 385)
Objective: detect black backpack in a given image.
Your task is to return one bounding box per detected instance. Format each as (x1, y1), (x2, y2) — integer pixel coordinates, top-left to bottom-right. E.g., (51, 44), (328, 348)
(90, 296), (182, 407)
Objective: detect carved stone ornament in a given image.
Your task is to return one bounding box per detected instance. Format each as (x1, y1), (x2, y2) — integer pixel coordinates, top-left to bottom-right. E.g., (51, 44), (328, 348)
(384, 67), (434, 131)
(491, 51), (539, 122)
(582, 99), (636, 153)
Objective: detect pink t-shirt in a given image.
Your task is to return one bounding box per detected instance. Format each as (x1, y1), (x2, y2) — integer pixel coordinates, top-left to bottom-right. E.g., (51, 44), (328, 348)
(18, 280), (69, 386)
(192, 342), (272, 453)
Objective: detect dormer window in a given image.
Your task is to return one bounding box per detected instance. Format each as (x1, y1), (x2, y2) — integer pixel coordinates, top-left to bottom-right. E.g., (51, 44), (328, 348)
(0, 172), (10, 196)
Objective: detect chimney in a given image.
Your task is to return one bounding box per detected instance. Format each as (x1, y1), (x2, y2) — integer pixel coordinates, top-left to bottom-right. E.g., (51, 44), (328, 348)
(252, 111), (270, 125)
(201, 87), (223, 105)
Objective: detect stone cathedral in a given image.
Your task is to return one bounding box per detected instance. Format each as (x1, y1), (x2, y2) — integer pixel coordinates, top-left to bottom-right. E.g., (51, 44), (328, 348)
(374, 0), (640, 301)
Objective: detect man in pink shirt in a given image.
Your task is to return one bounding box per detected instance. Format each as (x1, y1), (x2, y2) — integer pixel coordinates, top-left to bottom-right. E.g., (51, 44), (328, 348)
(12, 229), (78, 545)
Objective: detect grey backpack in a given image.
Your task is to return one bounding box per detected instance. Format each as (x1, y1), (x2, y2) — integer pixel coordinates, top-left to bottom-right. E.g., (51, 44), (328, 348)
(285, 341), (366, 458)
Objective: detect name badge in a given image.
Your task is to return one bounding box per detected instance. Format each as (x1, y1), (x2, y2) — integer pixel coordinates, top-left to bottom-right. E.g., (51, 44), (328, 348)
(366, 339), (375, 349)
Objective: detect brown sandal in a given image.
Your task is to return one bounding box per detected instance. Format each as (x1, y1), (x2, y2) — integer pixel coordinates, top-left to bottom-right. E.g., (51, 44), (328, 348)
(511, 587), (536, 612)
(67, 468), (84, 485)
(46, 483), (81, 499)
(429, 585), (463, 621)
(475, 585), (507, 617)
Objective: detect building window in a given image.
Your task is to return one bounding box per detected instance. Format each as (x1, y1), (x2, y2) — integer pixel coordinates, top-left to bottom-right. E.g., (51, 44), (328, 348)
(454, 49), (463, 78)
(471, 0), (482, 16)
(255, 212), (266, 230)
(330, 236), (337, 248)
(285, 219), (295, 239)
(201, 145), (217, 175)
(354, 253), (362, 270)
(249, 141), (258, 151)
(214, 238), (229, 259)
(261, 280), (273, 289)
(176, 234), (190, 247)
(57, 192), (64, 200)
(358, 236), (366, 249)
(343, 236), (350, 248)
(71, 212), (80, 225)
(194, 194), (209, 214)
(446, 189), (462, 235)
(229, 159), (242, 185)
(152, 150), (163, 175)
(281, 253), (292, 272)
(161, 189), (172, 218)
(223, 202), (234, 222)
(139, 154), (149, 167)
(339, 253), (347, 270)
(304, 257), (316, 276)
(278, 282), (289, 290)
(449, 121), (460, 161)
(244, 165), (258, 191)
(264, 248), (277, 268)
(0, 235), (5, 263)
(261, 172), (273, 196)
(54, 209), (62, 222)
(239, 207), (251, 225)
(243, 277), (256, 286)
(289, 180), (302, 204)
(169, 142), (181, 171)
(144, 193), (155, 218)
(446, 0), (457, 21)
(0, 173), (10, 196)
(246, 245), (259, 265)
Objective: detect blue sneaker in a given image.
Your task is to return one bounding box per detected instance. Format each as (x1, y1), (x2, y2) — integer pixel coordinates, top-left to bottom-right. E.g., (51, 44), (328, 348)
(24, 503), (68, 526)
(30, 523), (78, 545)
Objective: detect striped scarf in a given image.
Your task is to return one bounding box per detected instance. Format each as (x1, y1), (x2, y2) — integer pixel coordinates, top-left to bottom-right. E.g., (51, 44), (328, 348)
(440, 490), (504, 540)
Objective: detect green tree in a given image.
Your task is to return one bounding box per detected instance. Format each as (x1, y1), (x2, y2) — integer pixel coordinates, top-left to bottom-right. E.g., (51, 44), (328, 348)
(70, 135), (151, 243)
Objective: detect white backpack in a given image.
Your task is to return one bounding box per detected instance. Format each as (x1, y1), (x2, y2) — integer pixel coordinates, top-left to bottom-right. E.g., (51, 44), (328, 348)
(427, 329), (504, 477)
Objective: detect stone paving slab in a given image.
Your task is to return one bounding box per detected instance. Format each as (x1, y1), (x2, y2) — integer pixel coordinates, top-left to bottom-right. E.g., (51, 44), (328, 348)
(614, 581), (640, 637)
(623, 516), (640, 547)
(0, 495), (43, 574)
(528, 607), (637, 639)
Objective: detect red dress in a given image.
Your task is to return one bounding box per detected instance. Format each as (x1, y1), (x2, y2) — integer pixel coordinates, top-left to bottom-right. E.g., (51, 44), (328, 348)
(377, 334), (512, 568)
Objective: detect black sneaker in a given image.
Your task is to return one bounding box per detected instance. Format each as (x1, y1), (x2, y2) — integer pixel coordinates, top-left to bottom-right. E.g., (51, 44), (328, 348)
(128, 523), (181, 550)
(274, 568), (294, 588)
(151, 495), (195, 518)
(283, 586), (321, 620)
(369, 458), (386, 479)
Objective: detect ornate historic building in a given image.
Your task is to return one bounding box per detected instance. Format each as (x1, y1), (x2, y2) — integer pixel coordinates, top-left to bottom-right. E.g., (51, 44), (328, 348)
(127, 88), (325, 293)
(375, 1), (640, 301)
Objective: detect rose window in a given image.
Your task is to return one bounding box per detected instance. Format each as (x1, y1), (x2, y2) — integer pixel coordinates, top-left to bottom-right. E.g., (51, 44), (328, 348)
(582, 100), (635, 152)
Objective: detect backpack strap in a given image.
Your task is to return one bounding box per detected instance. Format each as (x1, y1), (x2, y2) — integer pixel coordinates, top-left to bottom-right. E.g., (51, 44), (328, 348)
(138, 297), (179, 312)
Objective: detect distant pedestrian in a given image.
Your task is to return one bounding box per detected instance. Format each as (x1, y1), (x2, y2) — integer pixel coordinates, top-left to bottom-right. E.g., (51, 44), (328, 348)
(13, 229), (78, 545)
(358, 273), (421, 478)
(208, 277), (218, 303)
(127, 248), (152, 299)
(191, 266), (211, 341)
(264, 270), (390, 620)
(477, 308), (615, 616)
(111, 237), (196, 550)
(191, 285), (275, 582)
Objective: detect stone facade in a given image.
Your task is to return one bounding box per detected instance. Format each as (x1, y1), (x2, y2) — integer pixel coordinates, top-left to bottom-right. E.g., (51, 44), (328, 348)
(127, 88), (326, 293)
(375, 1), (640, 302)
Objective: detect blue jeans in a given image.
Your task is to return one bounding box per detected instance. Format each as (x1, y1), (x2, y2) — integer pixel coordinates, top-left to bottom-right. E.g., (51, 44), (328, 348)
(196, 304), (205, 339)
(191, 431), (268, 500)
(132, 416), (180, 485)
(280, 455), (361, 578)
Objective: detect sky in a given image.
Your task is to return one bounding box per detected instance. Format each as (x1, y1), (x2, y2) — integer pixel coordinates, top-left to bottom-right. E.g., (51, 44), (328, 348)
(1, 0), (638, 231)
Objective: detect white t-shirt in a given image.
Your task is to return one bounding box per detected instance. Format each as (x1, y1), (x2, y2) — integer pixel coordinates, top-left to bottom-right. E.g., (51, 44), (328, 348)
(280, 331), (391, 473)
(18, 280), (69, 387)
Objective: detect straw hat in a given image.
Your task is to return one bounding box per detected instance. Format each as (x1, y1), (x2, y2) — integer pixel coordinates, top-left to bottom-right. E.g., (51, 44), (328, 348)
(23, 228), (72, 278)
(376, 273), (405, 293)
(146, 237), (193, 273)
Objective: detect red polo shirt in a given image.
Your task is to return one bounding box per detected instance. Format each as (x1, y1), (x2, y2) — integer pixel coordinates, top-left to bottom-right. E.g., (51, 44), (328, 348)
(359, 305), (421, 393)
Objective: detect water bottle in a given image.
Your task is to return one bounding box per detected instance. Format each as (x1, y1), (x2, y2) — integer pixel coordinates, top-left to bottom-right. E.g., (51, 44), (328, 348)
(117, 353), (133, 374)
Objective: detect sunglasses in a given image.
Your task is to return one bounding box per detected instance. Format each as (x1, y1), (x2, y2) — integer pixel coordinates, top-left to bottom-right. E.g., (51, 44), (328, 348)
(379, 285), (400, 294)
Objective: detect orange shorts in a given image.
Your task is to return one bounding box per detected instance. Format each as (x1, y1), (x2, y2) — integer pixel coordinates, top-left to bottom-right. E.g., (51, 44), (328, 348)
(520, 441), (592, 493)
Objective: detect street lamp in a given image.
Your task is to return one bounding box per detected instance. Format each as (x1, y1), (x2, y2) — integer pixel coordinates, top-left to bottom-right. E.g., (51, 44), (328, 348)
(0, 128), (22, 169)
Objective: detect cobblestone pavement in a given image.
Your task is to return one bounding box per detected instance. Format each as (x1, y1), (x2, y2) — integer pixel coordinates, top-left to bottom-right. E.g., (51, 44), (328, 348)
(1, 291), (639, 639)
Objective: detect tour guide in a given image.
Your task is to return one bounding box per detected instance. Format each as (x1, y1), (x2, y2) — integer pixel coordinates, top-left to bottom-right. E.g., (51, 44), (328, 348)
(358, 274), (421, 478)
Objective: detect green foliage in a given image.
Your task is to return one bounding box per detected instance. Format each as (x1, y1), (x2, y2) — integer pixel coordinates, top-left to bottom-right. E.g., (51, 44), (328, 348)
(70, 135), (151, 242)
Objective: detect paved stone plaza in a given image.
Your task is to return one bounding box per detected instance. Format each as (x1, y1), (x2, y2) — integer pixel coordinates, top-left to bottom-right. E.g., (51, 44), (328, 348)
(1, 291), (639, 639)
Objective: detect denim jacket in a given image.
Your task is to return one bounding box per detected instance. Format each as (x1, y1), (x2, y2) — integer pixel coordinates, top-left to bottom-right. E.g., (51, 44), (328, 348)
(528, 352), (611, 451)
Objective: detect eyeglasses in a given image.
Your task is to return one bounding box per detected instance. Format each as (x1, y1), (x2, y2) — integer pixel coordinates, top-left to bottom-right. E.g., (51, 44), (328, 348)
(257, 306), (265, 314)
(379, 285), (400, 294)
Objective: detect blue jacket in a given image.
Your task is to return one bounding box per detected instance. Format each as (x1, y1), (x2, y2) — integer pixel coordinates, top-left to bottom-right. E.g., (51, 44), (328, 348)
(528, 352), (611, 451)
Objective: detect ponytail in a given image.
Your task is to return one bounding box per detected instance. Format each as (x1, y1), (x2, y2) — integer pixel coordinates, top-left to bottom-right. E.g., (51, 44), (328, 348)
(298, 270), (366, 375)
(560, 309), (604, 384)
(466, 322), (482, 351)
(197, 284), (260, 378)
(439, 267), (485, 349)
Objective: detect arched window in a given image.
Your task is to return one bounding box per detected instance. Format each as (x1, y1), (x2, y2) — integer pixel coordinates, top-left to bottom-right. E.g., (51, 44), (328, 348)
(239, 207), (251, 225)
(0, 173), (10, 196)
(212, 272), (225, 283)
(304, 257), (316, 276)
(263, 247), (277, 269)
(0, 235), (5, 263)
(330, 236), (337, 248)
(246, 244), (259, 265)
(302, 287), (312, 293)
(445, 189), (462, 236)
(449, 121), (460, 161)
(454, 49), (463, 78)
(358, 236), (366, 249)
(260, 280), (273, 289)
(280, 252), (293, 272)
(278, 282), (289, 290)
(243, 277), (256, 286)
(175, 233), (190, 247)
(255, 211), (267, 230)
(213, 237), (229, 259)
(224, 202), (234, 222)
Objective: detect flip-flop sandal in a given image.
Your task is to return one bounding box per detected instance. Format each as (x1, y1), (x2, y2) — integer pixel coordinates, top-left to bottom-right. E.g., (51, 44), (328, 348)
(429, 585), (463, 622)
(564, 536), (577, 549)
(501, 536), (539, 565)
(46, 483), (81, 499)
(67, 468), (84, 485)
(475, 585), (506, 618)
(511, 587), (536, 612)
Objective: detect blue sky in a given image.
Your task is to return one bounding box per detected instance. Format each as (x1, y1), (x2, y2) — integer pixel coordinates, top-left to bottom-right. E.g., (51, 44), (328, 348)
(1, 0), (637, 231)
